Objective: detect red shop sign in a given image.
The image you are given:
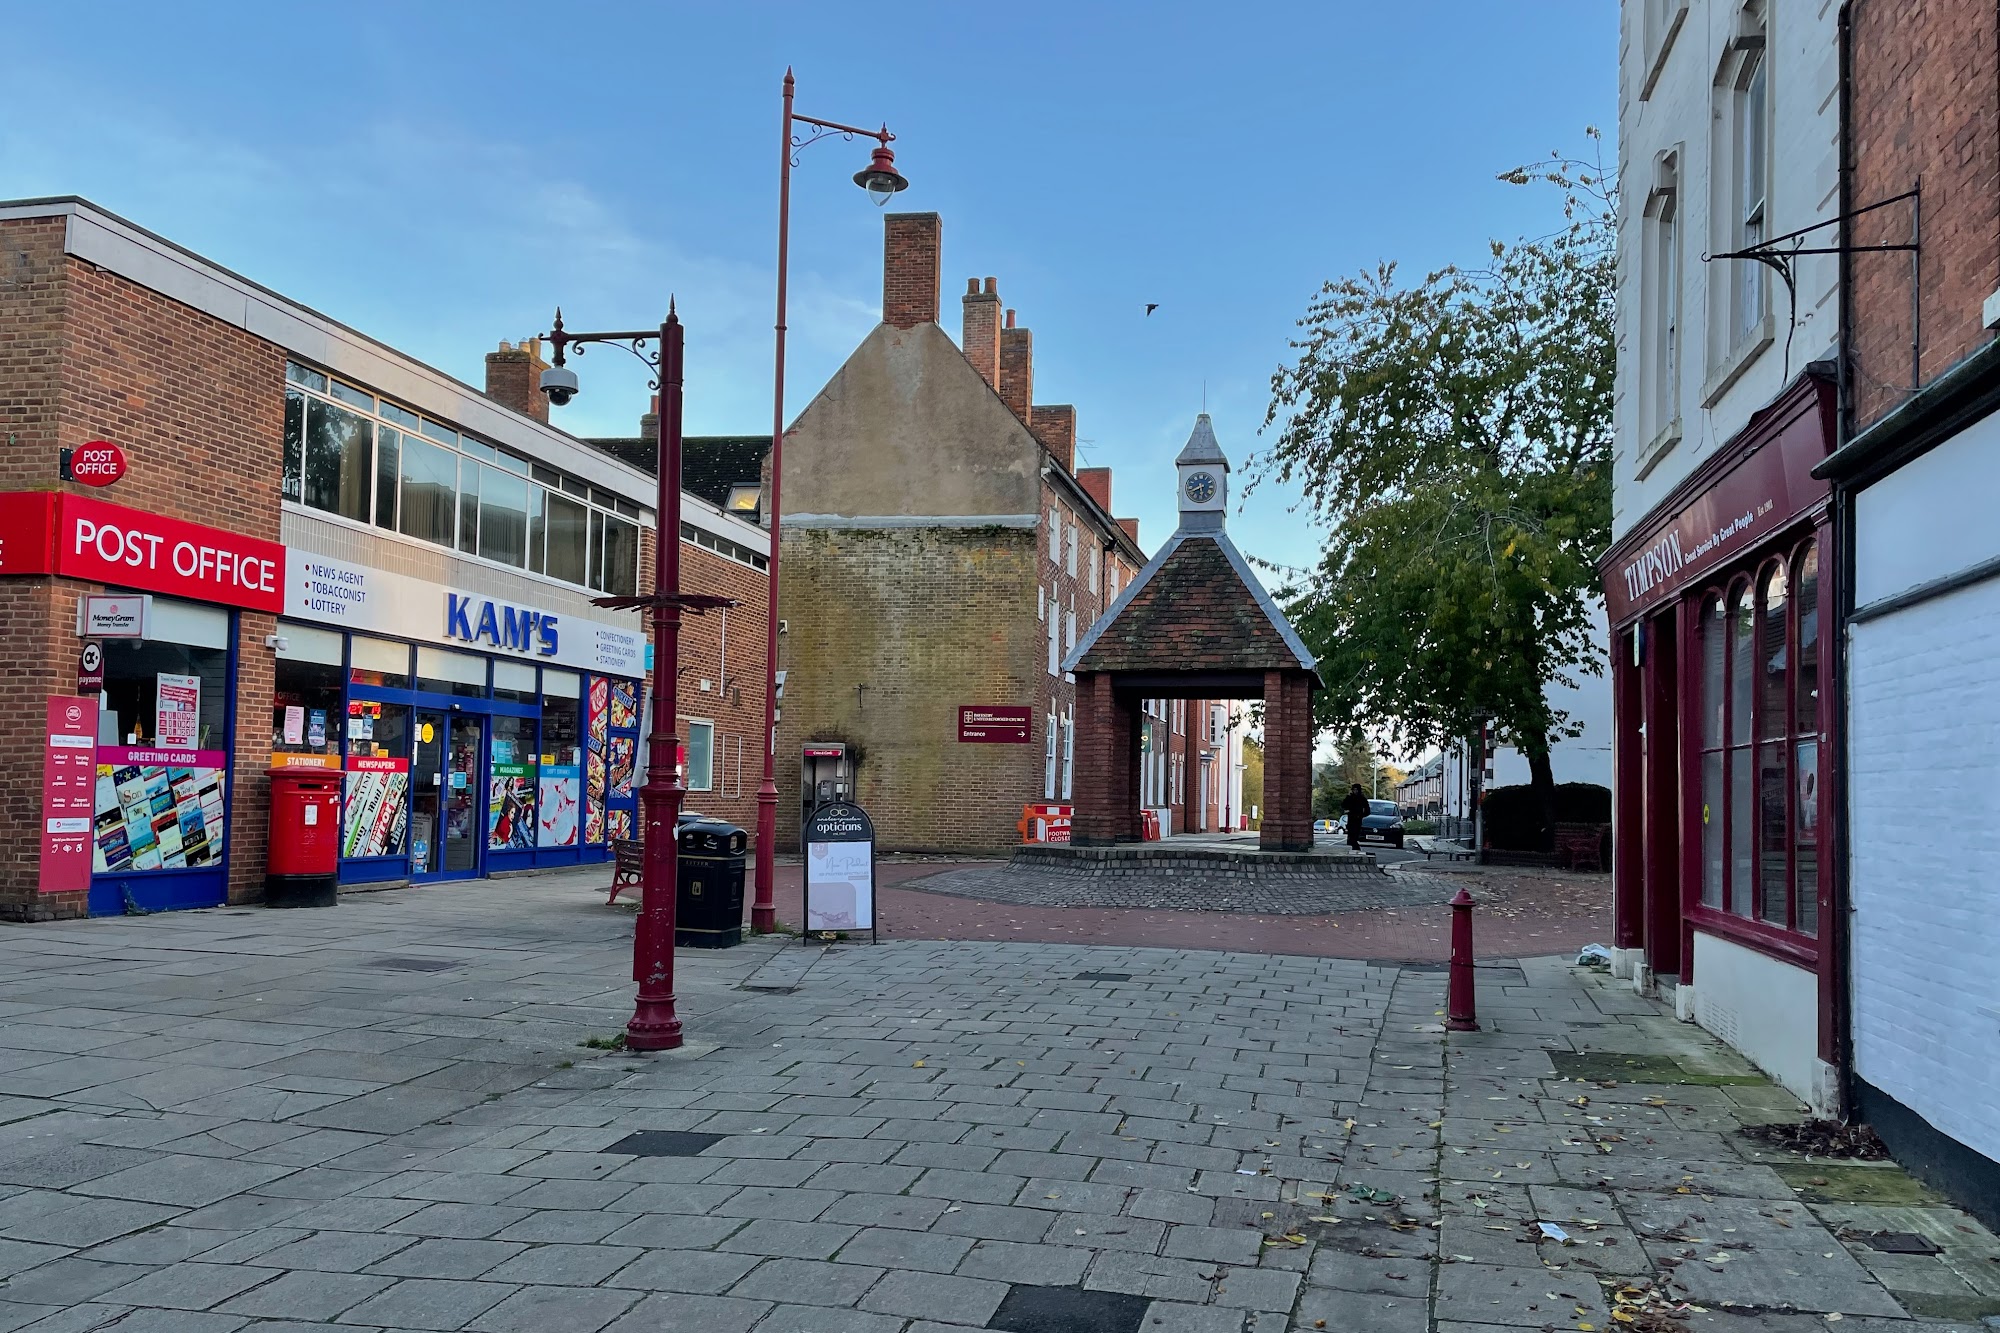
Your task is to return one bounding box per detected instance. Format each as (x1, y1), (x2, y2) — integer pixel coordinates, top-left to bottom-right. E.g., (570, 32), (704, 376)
(53, 493), (285, 614)
(41, 695), (98, 895)
(69, 441), (128, 487)
(958, 704), (1033, 744)
(0, 492), (57, 575)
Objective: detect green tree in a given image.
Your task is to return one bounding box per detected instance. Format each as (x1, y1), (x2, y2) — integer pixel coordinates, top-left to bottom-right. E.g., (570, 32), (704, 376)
(1335, 728), (1377, 792)
(1253, 143), (1613, 850)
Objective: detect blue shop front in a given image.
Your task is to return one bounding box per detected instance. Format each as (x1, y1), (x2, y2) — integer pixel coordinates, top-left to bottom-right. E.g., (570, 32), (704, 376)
(276, 551), (649, 887)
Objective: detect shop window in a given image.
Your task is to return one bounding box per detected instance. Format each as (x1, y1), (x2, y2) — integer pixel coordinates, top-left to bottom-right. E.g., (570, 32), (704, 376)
(416, 647), (487, 698)
(99, 637), (228, 750)
(1694, 539), (1820, 941)
(489, 713), (538, 850)
(273, 627), (344, 760)
(684, 719), (715, 792)
(343, 702), (410, 858)
(350, 636), (412, 688)
(92, 614), (232, 877)
(302, 395), (375, 525)
(538, 671), (583, 848)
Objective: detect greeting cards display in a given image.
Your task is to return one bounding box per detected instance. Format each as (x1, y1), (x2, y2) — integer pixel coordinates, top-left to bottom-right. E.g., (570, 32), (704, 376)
(92, 747), (226, 874)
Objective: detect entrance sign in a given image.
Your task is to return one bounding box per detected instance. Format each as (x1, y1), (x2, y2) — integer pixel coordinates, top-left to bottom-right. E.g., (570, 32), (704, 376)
(803, 800), (877, 939)
(41, 696), (97, 894)
(958, 704), (1032, 743)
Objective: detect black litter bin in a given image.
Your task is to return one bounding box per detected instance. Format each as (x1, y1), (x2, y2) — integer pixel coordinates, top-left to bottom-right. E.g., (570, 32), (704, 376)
(676, 819), (747, 948)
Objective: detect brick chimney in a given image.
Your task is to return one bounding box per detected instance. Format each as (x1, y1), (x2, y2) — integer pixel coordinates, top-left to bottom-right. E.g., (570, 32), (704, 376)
(485, 338), (550, 424)
(884, 212), (942, 328)
(1117, 517), (1140, 546)
(640, 393), (660, 443)
(1031, 404), (1077, 472)
(962, 276), (1001, 390)
(1077, 466), (1112, 513)
(999, 310), (1032, 425)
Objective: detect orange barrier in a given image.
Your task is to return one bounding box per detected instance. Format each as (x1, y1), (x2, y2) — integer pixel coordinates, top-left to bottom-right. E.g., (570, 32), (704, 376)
(1019, 803), (1073, 844)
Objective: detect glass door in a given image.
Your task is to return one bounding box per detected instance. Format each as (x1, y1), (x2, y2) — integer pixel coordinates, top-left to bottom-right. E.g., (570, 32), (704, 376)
(442, 716), (483, 877)
(411, 710), (446, 878)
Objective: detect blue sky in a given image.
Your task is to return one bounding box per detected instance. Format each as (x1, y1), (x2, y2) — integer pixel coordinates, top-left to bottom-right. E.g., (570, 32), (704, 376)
(7, 2), (1615, 579)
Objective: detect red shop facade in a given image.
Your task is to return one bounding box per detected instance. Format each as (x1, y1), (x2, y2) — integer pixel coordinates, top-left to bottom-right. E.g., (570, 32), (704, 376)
(1600, 368), (1843, 1111)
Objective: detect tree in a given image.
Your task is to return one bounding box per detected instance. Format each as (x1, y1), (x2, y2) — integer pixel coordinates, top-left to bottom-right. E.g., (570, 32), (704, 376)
(1334, 728), (1377, 792)
(1252, 142), (1613, 850)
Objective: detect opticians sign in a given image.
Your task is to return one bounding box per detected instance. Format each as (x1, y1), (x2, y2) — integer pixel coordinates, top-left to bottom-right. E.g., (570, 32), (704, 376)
(284, 549), (645, 676)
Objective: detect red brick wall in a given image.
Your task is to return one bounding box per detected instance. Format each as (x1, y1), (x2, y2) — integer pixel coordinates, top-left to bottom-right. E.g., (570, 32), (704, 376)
(1000, 318), (1033, 425)
(0, 219), (286, 916)
(883, 213), (942, 329)
(658, 529), (772, 838)
(961, 278), (1002, 391)
(1849, 0), (2000, 430)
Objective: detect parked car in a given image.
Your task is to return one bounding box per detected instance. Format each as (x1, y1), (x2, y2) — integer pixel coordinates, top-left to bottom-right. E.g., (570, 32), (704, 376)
(1313, 818), (1337, 836)
(1359, 799), (1405, 848)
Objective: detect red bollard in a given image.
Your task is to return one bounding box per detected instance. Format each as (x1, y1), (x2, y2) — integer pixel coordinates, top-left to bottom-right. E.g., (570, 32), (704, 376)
(1447, 887), (1480, 1031)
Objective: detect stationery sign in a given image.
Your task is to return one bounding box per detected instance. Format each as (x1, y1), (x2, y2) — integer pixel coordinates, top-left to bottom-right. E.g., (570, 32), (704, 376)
(41, 696), (98, 894)
(155, 673), (201, 748)
(803, 800), (877, 940)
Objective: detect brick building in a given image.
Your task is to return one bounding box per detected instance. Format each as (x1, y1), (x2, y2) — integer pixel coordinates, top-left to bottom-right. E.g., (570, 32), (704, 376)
(0, 196), (766, 920)
(775, 212), (1184, 853)
(1814, 0), (2000, 1224)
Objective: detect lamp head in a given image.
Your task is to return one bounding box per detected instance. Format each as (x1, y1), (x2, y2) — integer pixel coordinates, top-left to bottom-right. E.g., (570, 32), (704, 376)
(853, 143), (909, 205)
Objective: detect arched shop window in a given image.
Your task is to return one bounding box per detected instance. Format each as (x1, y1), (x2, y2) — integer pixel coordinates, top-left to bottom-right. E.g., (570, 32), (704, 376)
(1695, 537), (1820, 937)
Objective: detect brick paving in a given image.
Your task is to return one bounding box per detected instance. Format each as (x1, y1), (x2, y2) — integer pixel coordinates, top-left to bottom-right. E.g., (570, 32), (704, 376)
(900, 859), (1456, 916)
(2, 874), (1993, 1332)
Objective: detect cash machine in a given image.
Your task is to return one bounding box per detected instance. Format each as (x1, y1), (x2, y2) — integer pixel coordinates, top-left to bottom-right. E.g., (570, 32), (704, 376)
(800, 742), (851, 844)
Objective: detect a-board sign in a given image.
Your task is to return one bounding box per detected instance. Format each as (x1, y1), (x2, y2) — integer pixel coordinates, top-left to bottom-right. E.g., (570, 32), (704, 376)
(802, 799), (876, 940)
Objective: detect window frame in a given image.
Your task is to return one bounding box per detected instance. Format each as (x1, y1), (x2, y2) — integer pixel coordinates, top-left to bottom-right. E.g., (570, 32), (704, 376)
(1686, 535), (1822, 965)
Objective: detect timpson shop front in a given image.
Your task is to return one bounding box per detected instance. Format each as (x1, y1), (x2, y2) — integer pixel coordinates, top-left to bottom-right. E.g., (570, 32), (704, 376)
(1600, 369), (1844, 1113)
(2, 489), (650, 917)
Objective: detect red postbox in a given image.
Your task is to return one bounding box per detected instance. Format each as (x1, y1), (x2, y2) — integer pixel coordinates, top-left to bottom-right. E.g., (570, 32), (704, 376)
(266, 766), (342, 908)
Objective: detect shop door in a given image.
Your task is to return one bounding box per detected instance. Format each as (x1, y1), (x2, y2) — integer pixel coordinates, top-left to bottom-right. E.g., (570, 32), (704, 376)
(410, 712), (484, 881)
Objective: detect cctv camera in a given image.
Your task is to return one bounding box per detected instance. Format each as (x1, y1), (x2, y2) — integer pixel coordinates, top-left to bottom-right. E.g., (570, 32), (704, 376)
(539, 365), (579, 407)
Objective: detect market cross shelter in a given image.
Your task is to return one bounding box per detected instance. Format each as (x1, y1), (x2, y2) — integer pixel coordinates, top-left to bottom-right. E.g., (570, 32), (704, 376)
(1064, 415), (1321, 851)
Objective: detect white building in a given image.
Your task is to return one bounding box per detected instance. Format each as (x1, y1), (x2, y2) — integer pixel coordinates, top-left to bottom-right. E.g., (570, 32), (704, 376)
(1601, 0), (1846, 1113)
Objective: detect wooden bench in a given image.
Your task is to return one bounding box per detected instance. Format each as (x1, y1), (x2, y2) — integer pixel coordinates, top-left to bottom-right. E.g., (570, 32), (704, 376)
(608, 838), (645, 904)
(1553, 822), (1610, 873)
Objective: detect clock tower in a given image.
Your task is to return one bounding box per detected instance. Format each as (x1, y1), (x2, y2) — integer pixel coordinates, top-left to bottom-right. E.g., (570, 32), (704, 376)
(1175, 412), (1229, 531)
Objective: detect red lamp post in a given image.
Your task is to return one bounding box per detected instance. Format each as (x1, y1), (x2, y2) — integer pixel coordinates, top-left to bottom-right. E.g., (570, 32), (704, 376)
(752, 68), (908, 934)
(543, 305), (734, 1052)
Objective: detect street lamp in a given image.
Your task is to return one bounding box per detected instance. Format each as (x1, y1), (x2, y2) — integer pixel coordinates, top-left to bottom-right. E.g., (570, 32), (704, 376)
(540, 305), (735, 1052)
(752, 69), (908, 934)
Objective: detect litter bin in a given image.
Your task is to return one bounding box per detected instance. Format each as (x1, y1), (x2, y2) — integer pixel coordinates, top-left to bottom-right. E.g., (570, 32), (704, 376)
(266, 766), (341, 908)
(676, 819), (747, 948)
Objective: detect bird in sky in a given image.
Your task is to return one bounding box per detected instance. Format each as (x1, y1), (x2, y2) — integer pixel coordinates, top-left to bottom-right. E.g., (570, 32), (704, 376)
(1145, 303), (1160, 316)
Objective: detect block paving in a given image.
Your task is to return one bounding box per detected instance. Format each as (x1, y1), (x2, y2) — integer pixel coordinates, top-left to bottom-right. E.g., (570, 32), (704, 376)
(0, 870), (1994, 1332)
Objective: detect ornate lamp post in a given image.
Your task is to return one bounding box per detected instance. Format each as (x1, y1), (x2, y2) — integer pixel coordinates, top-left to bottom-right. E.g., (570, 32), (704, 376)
(752, 69), (909, 934)
(540, 305), (734, 1051)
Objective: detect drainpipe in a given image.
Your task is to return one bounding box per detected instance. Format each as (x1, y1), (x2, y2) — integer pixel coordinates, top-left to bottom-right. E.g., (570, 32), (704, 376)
(1828, 0), (1858, 1114)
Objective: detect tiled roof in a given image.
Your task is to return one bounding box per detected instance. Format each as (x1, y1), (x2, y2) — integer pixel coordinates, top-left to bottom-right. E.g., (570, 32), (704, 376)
(1069, 530), (1317, 676)
(584, 434), (768, 514)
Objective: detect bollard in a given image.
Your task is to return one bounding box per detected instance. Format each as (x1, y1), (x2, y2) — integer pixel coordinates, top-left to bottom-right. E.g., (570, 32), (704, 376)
(1447, 887), (1480, 1031)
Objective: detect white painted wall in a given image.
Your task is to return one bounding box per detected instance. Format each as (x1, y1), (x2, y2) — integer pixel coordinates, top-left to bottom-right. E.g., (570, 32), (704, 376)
(1613, 0), (1842, 542)
(1692, 930), (1827, 1111)
(1846, 412), (2000, 1162)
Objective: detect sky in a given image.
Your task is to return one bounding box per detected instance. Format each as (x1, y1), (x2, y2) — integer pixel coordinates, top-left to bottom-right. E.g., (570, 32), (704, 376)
(6, 2), (1616, 588)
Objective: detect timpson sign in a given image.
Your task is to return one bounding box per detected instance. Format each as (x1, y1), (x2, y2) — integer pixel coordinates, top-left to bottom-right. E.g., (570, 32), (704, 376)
(1602, 389), (1832, 625)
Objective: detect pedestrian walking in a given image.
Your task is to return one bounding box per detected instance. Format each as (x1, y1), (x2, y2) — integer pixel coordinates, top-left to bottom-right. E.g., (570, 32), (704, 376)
(1340, 782), (1370, 850)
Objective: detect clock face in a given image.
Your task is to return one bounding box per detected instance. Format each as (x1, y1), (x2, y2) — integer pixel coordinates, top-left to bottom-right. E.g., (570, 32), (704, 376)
(1184, 471), (1218, 504)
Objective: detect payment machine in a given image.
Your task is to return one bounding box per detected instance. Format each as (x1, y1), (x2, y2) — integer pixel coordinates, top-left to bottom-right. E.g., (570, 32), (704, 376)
(800, 742), (851, 846)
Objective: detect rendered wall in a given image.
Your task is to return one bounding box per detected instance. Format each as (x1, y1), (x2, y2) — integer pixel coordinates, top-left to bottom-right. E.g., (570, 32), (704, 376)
(1692, 930), (1826, 1111)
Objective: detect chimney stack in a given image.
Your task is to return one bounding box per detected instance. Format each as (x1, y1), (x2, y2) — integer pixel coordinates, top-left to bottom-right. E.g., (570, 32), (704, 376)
(640, 393), (660, 443)
(961, 276), (1002, 390)
(1117, 517), (1140, 547)
(485, 338), (550, 425)
(883, 212), (942, 328)
(1077, 466), (1112, 513)
(1031, 405), (1077, 473)
(999, 309), (1033, 425)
